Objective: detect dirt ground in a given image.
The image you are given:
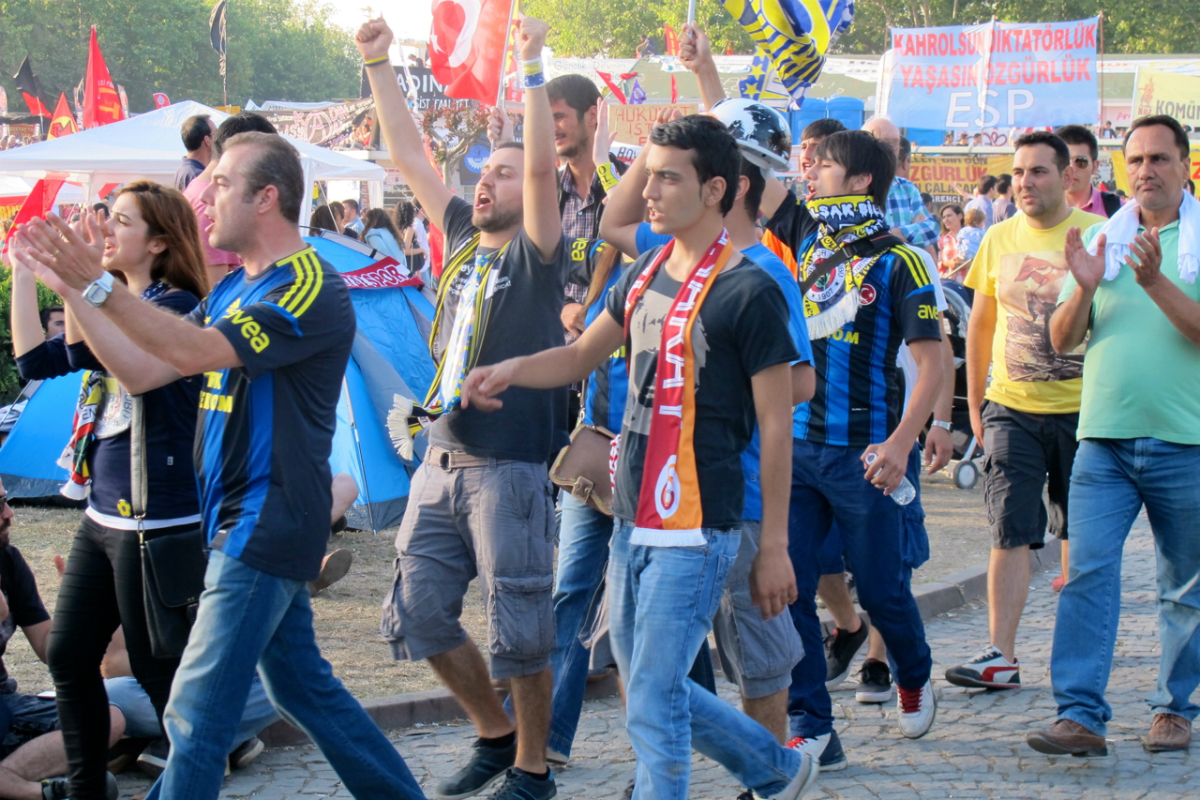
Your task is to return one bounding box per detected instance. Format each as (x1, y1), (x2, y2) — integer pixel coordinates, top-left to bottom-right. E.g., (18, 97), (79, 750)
(2, 468), (989, 699)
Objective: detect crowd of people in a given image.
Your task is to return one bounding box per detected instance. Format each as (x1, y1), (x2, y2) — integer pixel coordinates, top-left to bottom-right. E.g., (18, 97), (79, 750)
(0, 11), (1195, 800)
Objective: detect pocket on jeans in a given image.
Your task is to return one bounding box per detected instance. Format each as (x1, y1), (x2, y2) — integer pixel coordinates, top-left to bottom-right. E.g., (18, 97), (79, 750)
(727, 584), (798, 679)
(502, 463), (538, 522)
(705, 552), (737, 621)
(489, 574), (555, 659)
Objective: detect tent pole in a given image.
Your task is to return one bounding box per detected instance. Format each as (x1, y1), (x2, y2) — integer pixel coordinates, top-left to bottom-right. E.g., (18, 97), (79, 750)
(0, 379), (42, 436)
(341, 377), (378, 535)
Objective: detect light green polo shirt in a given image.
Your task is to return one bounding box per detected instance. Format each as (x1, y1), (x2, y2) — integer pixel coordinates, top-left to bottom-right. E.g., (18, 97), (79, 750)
(1058, 220), (1200, 444)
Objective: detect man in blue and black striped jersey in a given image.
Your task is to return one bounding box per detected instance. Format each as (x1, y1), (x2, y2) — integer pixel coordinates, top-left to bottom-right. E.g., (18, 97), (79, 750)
(761, 131), (946, 747)
(29, 132), (426, 800)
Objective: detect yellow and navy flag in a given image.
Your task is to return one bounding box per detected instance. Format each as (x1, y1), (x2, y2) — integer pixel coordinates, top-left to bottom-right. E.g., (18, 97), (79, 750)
(728, 0), (855, 109)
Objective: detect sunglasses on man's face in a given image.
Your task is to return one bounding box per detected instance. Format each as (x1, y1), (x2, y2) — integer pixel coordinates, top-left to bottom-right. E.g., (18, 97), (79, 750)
(1073, 156), (1091, 169)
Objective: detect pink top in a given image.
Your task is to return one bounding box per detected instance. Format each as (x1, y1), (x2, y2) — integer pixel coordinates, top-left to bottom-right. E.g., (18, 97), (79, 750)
(1079, 186), (1117, 219)
(184, 176), (241, 268)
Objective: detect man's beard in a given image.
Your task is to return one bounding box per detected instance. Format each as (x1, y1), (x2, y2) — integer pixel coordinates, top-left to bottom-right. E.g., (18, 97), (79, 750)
(0, 522), (10, 550)
(473, 203), (522, 233)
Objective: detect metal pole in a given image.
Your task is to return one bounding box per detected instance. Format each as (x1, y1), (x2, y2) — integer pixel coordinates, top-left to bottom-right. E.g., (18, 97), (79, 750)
(496, 0), (518, 109)
(341, 377), (378, 535)
(687, 0), (697, 27)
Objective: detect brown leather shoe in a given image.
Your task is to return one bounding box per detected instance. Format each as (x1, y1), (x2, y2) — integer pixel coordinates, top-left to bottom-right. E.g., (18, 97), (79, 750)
(1144, 712), (1192, 752)
(1027, 719), (1108, 757)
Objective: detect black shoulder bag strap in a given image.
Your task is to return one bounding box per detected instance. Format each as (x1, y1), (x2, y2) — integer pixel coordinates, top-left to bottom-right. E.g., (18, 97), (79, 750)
(799, 233), (906, 296)
(1101, 191), (1122, 219)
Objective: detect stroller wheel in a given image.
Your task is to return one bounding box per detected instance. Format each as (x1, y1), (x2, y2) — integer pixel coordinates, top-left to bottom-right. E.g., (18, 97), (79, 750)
(952, 460), (979, 490)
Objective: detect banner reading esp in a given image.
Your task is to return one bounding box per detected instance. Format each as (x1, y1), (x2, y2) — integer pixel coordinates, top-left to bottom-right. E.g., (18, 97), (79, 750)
(1132, 68), (1200, 129)
(881, 17), (1098, 132)
(909, 153), (1014, 206)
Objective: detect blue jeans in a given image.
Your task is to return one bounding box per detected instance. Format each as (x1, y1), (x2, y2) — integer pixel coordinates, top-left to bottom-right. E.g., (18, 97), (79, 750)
(786, 440), (932, 738)
(104, 674), (279, 743)
(145, 549), (425, 800)
(1052, 438), (1200, 735)
(609, 519), (800, 800)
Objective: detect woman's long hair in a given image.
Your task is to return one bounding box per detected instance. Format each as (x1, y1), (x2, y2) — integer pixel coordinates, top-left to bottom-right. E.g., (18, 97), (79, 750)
(112, 181), (209, 299)
(310, 205), (338, 232)
(362, 208), (401, 239)
(582, 243), (622, 310)
(393, 200), (415, 233)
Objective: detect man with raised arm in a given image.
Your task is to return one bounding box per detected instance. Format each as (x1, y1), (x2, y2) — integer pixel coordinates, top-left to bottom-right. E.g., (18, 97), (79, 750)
(463, 113), (818, 800)
(361, 15), (568, 800)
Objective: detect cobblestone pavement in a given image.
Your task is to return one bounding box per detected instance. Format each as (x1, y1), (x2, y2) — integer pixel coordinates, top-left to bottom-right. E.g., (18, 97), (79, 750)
(119, 516), (1198, 799)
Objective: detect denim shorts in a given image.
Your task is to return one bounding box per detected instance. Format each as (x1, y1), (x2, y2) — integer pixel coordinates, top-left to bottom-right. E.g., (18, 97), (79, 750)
(0, 691), (59, 757)
(712, 520), (805, 699)
(982, 401), (1078, 549)
(383, 456), (557, 680)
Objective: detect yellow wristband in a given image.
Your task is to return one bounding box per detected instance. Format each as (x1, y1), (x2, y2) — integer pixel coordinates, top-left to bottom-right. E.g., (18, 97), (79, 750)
(597, 162), (620, 192)
(364, 56), (390, 67)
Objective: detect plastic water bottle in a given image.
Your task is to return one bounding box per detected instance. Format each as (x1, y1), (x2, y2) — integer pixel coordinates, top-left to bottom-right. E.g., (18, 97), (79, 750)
(864, 452), (916, 506)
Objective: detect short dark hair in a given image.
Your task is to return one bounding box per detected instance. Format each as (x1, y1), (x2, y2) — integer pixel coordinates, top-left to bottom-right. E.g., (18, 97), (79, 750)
(801, 118), (845, 142)
(343, 199), (360, 213)
(213, 112), (278, 159)
(1014, 131), (1070, 172)
(181, 115), (212, 152)
(814, 130), (895, 207)
(740, 156), (766, 222)
(546, 74), (601, 121)
(91, 202), (110, 218)
(1125, 114), (1191, 162)
(39, 305), (63, 330)
(648, 115), (740, 215)
(898, 136), (912, 162)
(225, 132), (304, 223)
(495, 141), (524, 152)
(996, 177), (1011, 194)
(1055, 124), (1099, 161)
(977, 174), (998, 194)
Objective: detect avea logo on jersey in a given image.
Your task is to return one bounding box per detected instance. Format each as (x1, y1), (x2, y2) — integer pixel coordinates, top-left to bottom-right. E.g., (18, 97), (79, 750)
(222, 300), (271, 353)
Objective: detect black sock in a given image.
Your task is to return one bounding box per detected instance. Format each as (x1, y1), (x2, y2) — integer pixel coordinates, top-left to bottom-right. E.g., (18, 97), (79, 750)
(516, 767), (550, 781)
(478, 732), (516, 749)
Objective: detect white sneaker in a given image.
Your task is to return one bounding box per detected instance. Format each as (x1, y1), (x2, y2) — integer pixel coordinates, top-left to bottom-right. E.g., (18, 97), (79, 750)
(897, 680), (937, 739)
(756, 750), (819, 799)
(944, 646), (1021, 690)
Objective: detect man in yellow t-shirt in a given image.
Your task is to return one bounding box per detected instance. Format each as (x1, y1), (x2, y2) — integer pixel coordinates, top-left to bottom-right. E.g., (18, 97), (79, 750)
(947, 132), (1104, 692)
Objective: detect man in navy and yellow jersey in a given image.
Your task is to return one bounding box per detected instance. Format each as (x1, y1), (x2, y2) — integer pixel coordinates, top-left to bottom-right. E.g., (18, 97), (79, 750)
(763, 131), (945, 745)
(21, 132), (425, 800)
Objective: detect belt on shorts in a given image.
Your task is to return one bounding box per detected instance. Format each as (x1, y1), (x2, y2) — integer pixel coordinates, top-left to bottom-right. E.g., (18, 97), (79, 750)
(429, 446), (493, 471)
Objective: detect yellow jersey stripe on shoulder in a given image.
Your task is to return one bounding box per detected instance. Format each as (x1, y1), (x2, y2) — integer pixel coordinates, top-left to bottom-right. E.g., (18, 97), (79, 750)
(277, 247), (316, 310)
(896, 245), (932, 287)
(290, 253), (324, 318)
(281, 254), (317, 316)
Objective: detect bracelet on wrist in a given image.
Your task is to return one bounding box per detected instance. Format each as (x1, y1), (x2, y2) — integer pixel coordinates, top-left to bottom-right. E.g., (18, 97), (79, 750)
(363, 55), (390, 68)
(522, 58), (545, 89)
(597, 162), (620, 192)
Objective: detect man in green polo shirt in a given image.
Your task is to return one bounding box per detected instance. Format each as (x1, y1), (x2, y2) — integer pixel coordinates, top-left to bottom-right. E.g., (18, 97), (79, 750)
(1027, 114), (1200, 758)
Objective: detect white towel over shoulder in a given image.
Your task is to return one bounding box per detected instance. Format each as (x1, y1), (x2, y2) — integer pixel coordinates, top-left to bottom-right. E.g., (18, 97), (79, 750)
(1087, 191), (1200, 284)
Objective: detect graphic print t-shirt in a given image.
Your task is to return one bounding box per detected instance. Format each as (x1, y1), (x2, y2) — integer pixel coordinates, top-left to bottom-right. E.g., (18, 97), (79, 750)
(189, 247), (354, 581)
(605, 253), (799, 530)
(964, 208), (1104, 415)
(427, 197), (570, 462)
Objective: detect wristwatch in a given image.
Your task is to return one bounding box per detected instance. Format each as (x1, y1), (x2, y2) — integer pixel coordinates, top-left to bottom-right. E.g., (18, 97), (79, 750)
(931, 420), (953, 432)
(81, 272), (115, 308)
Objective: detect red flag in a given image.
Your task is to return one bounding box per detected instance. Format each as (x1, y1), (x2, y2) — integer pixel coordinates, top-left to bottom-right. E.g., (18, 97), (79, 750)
(428, 0), (513, 104)
(153, 92), (171, 109)
(82, 27), (125, 128)
(596, 72), (628, 105)
(664, 24), (680, 56)
(1, 179), (65, 257)
(47, 94), (79, 139)
(20, 93), (52, 118)
(671, 74), (679, 104)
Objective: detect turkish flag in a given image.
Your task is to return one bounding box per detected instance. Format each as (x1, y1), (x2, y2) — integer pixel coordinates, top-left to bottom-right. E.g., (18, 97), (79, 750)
(428, 0), (514, 104)
(1, 178), (65, 258)
(153, 92), (171, 109)
(82, 27), (125, 128)
(47, 94), (79, 139)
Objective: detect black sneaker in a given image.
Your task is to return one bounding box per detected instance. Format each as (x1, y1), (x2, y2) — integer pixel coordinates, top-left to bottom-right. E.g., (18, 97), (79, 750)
(855, 658), (894, 704)
(229, 736), (265, 770)
(137, 737), (170, 778)
(42, 772), (118, 800)
(434, 738), (517, 799)
(824, 624), (869, 690)
(488, 768), (556, 800)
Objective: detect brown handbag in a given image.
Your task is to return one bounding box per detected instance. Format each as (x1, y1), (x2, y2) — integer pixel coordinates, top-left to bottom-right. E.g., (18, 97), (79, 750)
(549, 423), (616, 517)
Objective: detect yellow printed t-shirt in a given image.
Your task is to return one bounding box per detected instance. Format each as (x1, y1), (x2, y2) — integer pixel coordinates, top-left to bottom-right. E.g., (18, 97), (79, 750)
(964, 208), (1105, 414)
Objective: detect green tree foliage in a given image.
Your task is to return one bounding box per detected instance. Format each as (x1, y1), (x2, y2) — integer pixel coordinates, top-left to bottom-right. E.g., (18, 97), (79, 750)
(521, 0), (1197, 57)
(0, 0), (360, 115)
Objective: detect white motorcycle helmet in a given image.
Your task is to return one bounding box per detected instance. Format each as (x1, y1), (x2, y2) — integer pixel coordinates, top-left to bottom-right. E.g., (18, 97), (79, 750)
(709, 98), (792, 172)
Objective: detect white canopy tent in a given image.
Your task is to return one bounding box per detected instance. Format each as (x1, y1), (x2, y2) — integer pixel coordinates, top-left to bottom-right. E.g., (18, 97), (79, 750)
(0, 100), (384, 222)
(0, 176), (87, 206)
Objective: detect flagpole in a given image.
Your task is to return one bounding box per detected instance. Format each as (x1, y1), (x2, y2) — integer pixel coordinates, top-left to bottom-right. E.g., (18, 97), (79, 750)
(687, 0), (697, 26)
(496, 0), (519, 109)
(224, 1), (229, 108)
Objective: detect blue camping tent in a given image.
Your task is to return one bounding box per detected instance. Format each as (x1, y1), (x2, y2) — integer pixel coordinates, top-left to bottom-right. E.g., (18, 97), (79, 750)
(0, 233), (435, 532)
(0, 374), (81, 498)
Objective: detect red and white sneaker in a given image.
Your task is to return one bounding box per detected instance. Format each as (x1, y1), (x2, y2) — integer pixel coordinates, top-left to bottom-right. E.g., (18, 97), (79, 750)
(944, 646), (1021, 690)
(897, 680), (937, 739)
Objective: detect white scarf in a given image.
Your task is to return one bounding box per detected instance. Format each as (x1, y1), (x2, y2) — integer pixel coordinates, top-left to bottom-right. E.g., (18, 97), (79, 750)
(1088, 191), (1200, 284)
